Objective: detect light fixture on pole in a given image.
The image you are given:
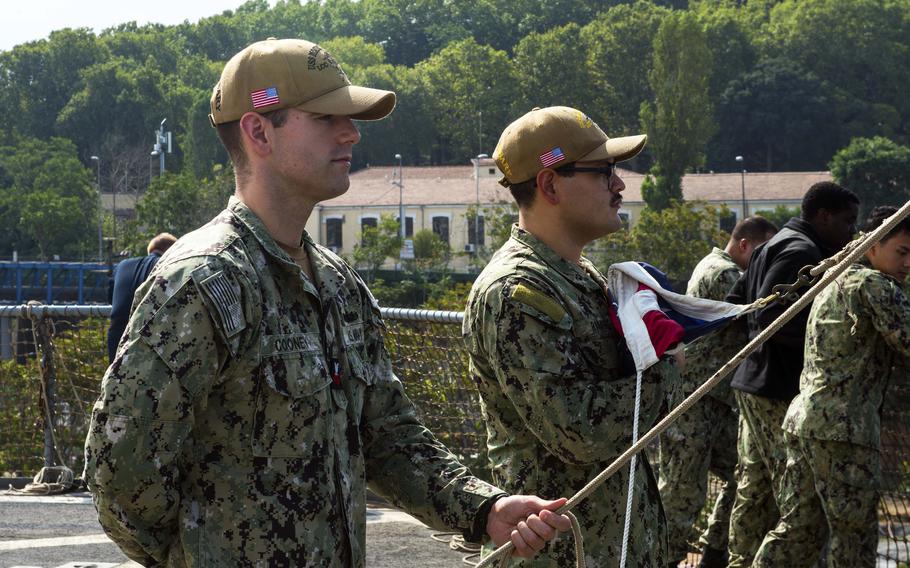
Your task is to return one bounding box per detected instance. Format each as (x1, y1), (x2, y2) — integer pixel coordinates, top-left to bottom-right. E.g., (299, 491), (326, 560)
(472, 153), (489, 253)
(151, 118), (172, 176)
(90, 156), (102, 261)
(735, 155), (747, 218)
(393, 154), (404, 240)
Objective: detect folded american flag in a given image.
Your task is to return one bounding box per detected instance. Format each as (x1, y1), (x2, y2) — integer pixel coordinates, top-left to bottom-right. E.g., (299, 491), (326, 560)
(607, 261), (748, 373)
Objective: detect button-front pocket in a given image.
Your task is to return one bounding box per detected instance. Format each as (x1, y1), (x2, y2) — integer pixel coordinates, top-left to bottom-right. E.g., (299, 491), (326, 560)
(251, 351), (332, 457)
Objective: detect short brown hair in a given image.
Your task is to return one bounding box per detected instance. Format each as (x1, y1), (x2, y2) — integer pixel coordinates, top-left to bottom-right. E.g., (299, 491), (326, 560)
(508, 164), (576, 209)
(732, 216), (778, 243)
(215, 108), (290, 174)
(147, 232), (177, 255)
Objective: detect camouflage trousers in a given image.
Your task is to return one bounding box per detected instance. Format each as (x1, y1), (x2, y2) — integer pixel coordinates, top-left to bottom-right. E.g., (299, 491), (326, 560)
(727, 391), (789, 568)
(658, 394), (737, 563)
(752, 433), (879, 568)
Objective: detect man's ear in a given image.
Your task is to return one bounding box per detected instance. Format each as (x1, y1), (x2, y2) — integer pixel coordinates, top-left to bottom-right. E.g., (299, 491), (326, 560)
(536, 169), (560, 206)
(238, 112), (272, 158)
(738, 237), (749, 252)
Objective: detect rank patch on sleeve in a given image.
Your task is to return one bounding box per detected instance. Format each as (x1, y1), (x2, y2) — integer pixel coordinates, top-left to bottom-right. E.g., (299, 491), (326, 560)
(198, 270), (245, 337)
(510, 283), (567, 322)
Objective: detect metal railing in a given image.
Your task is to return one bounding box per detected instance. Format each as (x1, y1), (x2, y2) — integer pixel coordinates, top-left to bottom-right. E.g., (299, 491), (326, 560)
(0, 304), (908, 563)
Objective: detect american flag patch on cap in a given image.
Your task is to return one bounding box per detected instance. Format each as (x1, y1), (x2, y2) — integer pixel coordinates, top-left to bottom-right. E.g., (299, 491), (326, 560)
(539, 146), (565, 167)
(251, 87), (280, 109)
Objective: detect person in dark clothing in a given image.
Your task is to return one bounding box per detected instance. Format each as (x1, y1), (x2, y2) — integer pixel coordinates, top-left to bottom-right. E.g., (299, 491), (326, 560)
(107, 233), (177, 361)
(723, 182), (859, 567)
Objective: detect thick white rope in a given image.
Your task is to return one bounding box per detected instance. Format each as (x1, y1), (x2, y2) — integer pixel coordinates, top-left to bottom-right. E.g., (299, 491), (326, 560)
(475, 200), (910, 568)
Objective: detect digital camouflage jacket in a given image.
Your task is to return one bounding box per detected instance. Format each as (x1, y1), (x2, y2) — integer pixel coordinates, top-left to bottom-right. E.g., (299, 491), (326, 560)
(84, 197), (503, 567)
(783, 262), (910, 449)
(463, 225), (670, 567)
(679, 247), (746, 407)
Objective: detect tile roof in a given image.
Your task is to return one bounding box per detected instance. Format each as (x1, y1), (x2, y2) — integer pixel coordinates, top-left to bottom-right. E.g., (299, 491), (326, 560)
(321, 165), (831, 208)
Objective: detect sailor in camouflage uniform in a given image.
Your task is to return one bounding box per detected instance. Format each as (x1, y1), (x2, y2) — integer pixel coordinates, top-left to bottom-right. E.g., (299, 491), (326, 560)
(724, 183), (860, 567)
(464, 106), (685, 566)
(658, 217), (777, 567)
(83, 39), (570, 567)
(753, 206), (910, 568)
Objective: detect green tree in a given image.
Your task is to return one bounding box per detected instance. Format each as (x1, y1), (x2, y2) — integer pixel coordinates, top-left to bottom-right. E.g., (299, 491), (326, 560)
(123, 167), (235, 255)
(355, 64), (435, 167)
(0, 29), (108, 140)
(183, 89), (230, 179)
(352, 214), (402, 282)
(581, 1), (671, 137)
(0, 137), (96, 259)
(320, 36), (387, 70)
(764, 0), (910, 145)
(714, 58), (837, 172)
(358, 0), (472, 66)
(693, 2), (757, 101)
(640, 11), (715, 210)
(629, 201), (726, 285)
(512, 24), (594, 112)
(404, 228), (451, 304)
(481, 0), (610, 53)
(55, 57), (170, 154)
(829, 136), (910, 216)
(752, 204), (800, 229)
(587, 229), (637, 275)
(416, 38), (517, 161)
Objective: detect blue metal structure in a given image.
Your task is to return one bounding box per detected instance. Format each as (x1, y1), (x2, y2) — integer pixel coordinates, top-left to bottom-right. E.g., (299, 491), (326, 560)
(0, 261), (111, 304)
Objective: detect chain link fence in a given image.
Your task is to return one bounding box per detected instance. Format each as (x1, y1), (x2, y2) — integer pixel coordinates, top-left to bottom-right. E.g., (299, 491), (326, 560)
(1, 304), (908, 564)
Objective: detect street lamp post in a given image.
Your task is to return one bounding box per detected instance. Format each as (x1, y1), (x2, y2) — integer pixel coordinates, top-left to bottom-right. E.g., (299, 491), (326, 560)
(91, 156), (102, 261)
(472, 153), (489, 252)
(393, 154), (404, 240)
(151, 118), (172, 179)
(735, 155), (747, 218)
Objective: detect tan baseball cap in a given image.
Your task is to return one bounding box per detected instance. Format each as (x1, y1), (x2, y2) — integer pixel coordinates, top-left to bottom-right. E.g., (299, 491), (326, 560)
(209, 38), (396, 126)
(493, 106), (647, 186)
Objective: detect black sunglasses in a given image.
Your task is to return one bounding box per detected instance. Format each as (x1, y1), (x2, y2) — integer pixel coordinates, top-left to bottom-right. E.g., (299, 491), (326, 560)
(555, 163), (616, 178)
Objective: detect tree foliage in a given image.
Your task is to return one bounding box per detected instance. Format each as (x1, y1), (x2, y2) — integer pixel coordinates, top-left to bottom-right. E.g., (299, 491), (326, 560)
(2, 0), (910, 260)
(122, 167), (235, 255)
(352, 214), (402, 282)
(640, 11), (715, 210)
(829, 136), (910, 217)
(590, 201), (727, 285)
(714, 58), (836, 172)
(0, 137), (96, 259)
(752, 204), (800, 230)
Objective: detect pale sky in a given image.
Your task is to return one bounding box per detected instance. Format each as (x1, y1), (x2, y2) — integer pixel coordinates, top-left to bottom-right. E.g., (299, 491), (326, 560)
(2, 0), (276, 52)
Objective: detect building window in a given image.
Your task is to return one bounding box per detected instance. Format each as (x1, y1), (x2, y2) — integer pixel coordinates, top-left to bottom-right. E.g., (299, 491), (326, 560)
(396, 215), (414, 238)
(720, 211), (738, 233)
(432, 216), (450, 244)
(468, 215), (485, 246)
(618, 212), (630, 230)
(326, 218), (343, 250)
(360, 216), (378, 246)
(488, 168), (496, 175)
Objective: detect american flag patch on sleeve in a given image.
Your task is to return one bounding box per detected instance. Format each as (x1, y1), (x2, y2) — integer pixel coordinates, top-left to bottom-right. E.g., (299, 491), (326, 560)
(539, 146), (565, 167)
(251, 87), (280, 109)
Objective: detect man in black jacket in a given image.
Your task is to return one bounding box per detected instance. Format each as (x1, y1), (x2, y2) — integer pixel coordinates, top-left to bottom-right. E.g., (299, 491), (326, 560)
(107, 232), (176, 361)
(724, 182), (859, 568)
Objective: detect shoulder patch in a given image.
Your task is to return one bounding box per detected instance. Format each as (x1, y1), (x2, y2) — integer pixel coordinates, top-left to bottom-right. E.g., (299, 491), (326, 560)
(510, 283), (566, 322)
(195, 269), (245, 338)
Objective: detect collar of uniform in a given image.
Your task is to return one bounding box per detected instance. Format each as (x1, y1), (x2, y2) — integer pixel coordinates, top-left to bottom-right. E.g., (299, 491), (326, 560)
(227, 196), (307, 268)
(509, 224), (602, 292)
(301, 231), (347, 302)
(712, 247), (734, 264)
